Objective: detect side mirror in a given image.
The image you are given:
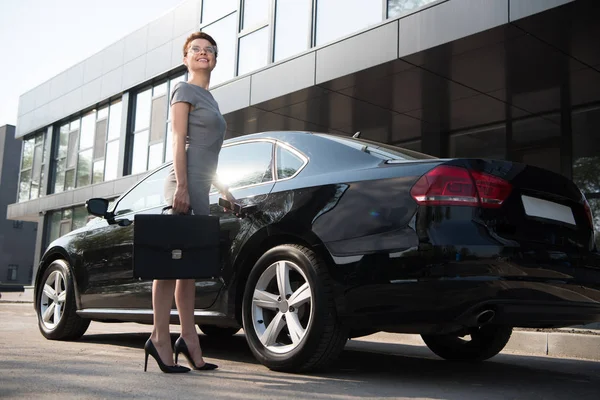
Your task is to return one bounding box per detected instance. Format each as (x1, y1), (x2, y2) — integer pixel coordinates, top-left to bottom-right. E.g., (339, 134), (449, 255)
(86, 198), (110, 218)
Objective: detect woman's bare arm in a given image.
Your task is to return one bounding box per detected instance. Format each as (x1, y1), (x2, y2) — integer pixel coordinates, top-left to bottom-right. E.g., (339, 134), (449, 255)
(171, 101), (191, 213)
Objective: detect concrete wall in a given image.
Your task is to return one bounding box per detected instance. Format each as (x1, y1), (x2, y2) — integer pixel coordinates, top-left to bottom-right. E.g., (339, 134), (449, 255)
(0, 126), (37, 286)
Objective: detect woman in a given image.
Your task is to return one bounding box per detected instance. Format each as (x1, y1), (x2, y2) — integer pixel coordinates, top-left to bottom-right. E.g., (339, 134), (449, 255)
(144, 31), (235, 373)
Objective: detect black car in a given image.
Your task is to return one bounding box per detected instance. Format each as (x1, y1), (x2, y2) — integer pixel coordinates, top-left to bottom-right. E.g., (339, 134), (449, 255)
(34, 131), (600, 372)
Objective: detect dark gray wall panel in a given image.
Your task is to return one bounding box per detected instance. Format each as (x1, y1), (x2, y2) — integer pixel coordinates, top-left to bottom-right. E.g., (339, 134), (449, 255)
(251, 53), (316, 106)
(509, 0), (573, 21)
(316, 21), (398, 85)
(399, 0), (509, 59)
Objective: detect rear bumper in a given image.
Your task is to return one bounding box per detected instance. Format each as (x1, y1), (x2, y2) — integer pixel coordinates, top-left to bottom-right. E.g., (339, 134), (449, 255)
(338, 277), (600, 333)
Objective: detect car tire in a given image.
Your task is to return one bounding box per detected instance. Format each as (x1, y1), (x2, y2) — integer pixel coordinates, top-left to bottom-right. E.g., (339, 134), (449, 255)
(36, 259), (90, 341)
(421, 325), (513, 361)
(242, 244), (348, 372)
(198, 325), (240, 337)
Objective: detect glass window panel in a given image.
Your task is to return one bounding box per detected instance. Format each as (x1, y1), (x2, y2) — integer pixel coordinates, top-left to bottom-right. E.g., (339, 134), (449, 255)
(203, 13), (237, 86)
(165, 123), (173, 162)
(202, 0), (237, 23)
(63, 209), (72, 219)
(216, 141), (273, 189)
(104, 141), (120, 182)
(572, 107), (600, 194)
(134, 89), (152, 132)
(32, 144), (43, 183)
(48, 211), (62, 244)
(72, 206), (89, 230)
(449, 127), (506, 159)
(148, 143), (164, 170)
(114, 166), (171, 216)
(153, 82), (168, 97)
(43, 130), (51, 163)
(94, 119), (108, 160)
(274, 0), (311, 61)
(39, 168), (46, 198)
(65, 169), (76, 191)
(54, 159), (66, 193)
(93, 160), (105, 184)
(587, 198), (600, 250)
(70, 119), (80, 131)
(21, 138), (34, 170)
(30, 182), (40, 200)
(79, 112), (96, 150)
(316, 0), (382, 46)
(238, 27), (270, 76)
(18, 170), (31, 202)
(513, 118), (560, 144)
(66, 130), (79, 168)
(76, 149), (93, 187)
(388, 0), (438, 18)
(35, 133), (43, 145)
(150, 95), (168, 143)
(132, 130), (149, 175)
(243, 0), (270, 30)
(59, 220), (71, 237)
(276, 145), (304, 179)
(97, 106), (109, 120)
(107, 100), (122, 141)
(58, 124), (69, 158)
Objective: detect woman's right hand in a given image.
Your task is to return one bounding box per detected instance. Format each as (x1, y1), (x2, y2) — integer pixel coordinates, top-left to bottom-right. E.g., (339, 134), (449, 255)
(173, 185), (190, 214)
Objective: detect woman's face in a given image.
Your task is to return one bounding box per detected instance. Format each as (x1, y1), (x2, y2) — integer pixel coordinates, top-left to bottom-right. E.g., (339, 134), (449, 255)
(184, 38), (217, 73)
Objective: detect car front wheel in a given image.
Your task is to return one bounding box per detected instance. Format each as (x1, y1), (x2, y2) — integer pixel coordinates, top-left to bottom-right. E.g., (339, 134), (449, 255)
(242, 244), (348, 372)
(421, 325), (513, 361)
(36, 259), (90, 340)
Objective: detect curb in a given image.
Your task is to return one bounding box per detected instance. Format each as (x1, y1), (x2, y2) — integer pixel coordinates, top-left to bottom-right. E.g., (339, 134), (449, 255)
(352, 330), (600, 362)
(2, 295), (599, 362)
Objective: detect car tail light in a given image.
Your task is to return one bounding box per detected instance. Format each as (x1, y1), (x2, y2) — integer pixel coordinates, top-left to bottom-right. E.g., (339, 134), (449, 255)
(410, 165), (512, 208)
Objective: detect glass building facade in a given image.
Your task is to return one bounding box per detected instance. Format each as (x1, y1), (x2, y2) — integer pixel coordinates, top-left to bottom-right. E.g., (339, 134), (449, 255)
(10, 0), (600, 274)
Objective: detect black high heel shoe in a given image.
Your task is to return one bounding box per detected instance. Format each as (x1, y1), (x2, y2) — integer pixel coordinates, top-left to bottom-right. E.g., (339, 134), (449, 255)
(144, 338), (190, 373)
(174, 337), (218, 370)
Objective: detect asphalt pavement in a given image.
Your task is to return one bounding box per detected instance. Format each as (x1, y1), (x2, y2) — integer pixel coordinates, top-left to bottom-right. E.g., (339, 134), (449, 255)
(1, 302), (599, 399)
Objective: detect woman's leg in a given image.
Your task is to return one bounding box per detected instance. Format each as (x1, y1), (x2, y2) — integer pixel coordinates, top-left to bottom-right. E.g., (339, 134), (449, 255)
(150, 279), (177, 365)
(175, 279), (206, 365)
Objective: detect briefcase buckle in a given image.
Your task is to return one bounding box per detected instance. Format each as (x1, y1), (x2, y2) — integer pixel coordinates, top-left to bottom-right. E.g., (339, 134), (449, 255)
(172, 249), (182, 260)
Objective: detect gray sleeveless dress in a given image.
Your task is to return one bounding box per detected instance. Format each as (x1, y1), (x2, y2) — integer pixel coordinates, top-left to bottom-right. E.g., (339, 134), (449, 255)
(164, 81), (227, 215)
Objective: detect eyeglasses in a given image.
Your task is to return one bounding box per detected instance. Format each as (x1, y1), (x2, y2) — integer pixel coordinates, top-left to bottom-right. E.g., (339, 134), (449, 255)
(188, 46), (217, 55)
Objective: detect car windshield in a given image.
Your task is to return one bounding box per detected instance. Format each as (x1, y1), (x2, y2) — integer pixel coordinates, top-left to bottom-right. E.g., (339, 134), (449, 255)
(315, 134), (437, 161)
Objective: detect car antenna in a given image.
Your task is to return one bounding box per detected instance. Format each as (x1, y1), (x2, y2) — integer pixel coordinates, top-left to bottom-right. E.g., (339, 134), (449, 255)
(353, 131), (361, 138)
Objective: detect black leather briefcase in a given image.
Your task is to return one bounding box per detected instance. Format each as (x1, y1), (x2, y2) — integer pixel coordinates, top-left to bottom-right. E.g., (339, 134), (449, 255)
(133, 213), (221, 280)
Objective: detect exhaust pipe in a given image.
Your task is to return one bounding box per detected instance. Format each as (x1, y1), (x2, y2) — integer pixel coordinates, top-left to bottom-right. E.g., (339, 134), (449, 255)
(475, 309), (496, 326)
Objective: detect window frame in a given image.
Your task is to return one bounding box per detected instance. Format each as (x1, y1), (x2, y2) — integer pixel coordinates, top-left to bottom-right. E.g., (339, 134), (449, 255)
(274, 141), (309, 181)
(18, 129), (48, 202)
(209, 138), (278, 194)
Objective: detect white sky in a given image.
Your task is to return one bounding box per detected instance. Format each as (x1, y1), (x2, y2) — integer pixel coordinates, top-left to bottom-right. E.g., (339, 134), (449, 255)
(0, 0), (185, 127)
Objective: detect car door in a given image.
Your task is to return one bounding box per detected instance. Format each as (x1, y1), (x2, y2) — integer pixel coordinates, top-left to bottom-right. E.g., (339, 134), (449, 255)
(80, 140), (277, 311)
(208, 139), (276, 286)
(79, 165), (172, 309)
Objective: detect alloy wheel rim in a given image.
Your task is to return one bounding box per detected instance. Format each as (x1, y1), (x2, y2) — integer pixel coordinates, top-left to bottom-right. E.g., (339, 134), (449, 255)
(40, 269), (66, 330)
(251, 260), (313, 354)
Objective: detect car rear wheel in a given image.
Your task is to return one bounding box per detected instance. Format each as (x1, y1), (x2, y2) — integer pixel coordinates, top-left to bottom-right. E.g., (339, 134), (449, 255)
(242, 244), (348, 372)
(421, 325), (513, 361)
(198, 325), (240, 337)
(36, 259), (90, 340)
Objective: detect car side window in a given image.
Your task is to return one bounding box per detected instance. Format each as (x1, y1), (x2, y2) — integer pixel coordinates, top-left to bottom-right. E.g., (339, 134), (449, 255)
(214, 141), (273, 190)
(113, 165), (171, 216)
(276, 145), (305, 179)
